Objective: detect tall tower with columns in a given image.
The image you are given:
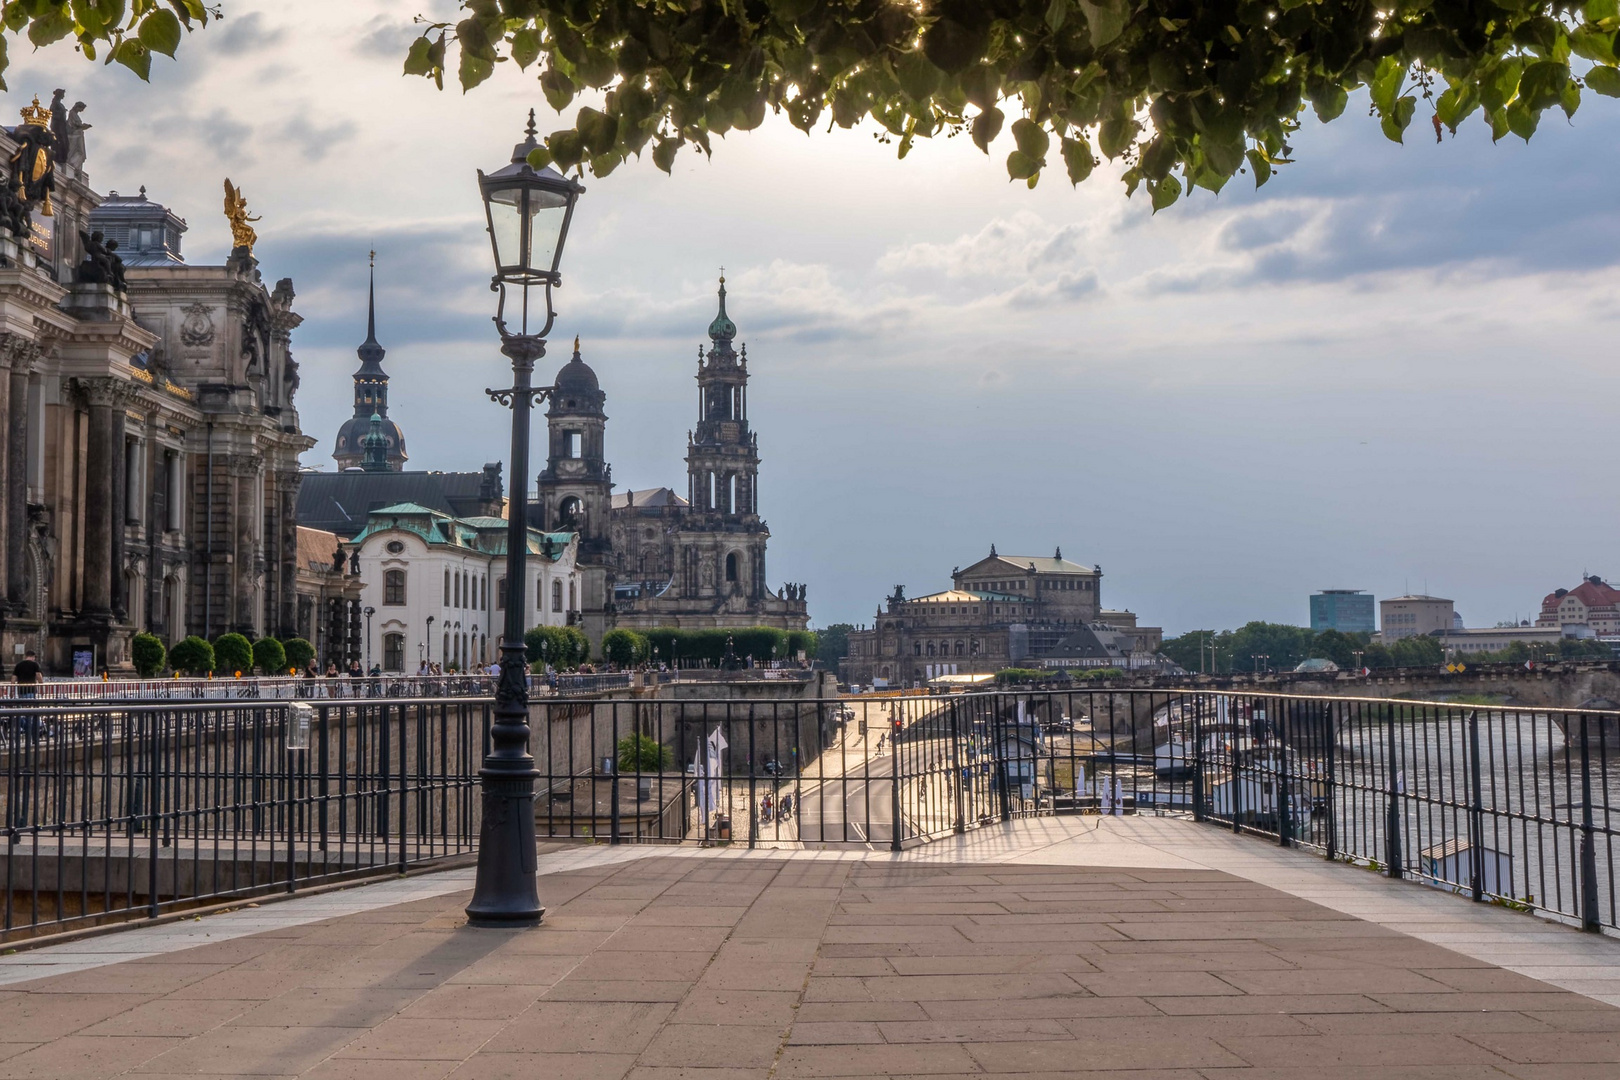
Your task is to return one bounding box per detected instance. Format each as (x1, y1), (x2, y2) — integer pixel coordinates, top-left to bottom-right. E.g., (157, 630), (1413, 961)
(332, 256), (406, 471)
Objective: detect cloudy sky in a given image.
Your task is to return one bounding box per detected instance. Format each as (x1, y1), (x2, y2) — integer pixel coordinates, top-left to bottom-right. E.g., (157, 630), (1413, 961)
(8, 1), (1618, 634)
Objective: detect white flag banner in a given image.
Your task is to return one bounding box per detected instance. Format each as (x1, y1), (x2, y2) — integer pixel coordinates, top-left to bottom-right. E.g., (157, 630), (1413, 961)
(694, 726), (729, 818)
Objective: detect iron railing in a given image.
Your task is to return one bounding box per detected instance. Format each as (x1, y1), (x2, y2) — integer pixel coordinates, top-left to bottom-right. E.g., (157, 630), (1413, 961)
(3, 696), (486, 942)
(7, 687), (1617, 942)
(0, 674), (499, 702)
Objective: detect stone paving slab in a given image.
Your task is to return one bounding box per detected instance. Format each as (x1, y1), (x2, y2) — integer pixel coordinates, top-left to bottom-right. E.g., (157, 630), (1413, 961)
(2, 852), (1620, 1077)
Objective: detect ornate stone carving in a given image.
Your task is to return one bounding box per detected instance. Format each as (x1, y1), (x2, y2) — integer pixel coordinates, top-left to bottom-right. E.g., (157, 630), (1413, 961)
(75, 376), (136, 409)
(180, 303), (215, 347)
(0, 332), (42, 372)
(223, 453), (260, 478)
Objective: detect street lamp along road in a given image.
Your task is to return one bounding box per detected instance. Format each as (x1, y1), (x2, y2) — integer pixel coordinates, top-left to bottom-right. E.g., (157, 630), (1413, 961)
(465, 111), (584, 929)
(363, 606), (375, 669)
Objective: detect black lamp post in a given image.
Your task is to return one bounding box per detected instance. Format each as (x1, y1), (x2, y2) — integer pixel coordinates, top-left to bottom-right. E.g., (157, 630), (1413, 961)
(465, 111), (584, 928)
(426, 614), (435, 667)
(363, 606), (375, 667)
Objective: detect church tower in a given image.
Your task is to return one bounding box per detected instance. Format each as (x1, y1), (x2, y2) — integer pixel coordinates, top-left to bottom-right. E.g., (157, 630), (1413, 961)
(537, 339), (615, 643)
(332, 258), (406, 471)
(682, 276), (769, 599)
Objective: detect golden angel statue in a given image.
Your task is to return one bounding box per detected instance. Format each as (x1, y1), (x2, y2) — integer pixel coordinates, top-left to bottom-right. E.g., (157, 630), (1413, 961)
(222, 178), (260, 252)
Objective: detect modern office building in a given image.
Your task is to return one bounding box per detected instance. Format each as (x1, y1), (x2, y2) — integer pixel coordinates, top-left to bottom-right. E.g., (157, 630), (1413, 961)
(1380, 594), (1456, 640)
(1310, 589), (1375, 634)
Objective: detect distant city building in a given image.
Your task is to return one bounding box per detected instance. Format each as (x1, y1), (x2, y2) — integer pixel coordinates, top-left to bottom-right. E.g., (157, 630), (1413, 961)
(840, 546), (1165, 686)
(291, 526), (364, 668)
(1438, 626), (1564, 655)
(1380, 594), (1455, 640)
(349, 503), (579, 672)
(1310, 589), (1375, 634)
(1535, 576), (1620, 638)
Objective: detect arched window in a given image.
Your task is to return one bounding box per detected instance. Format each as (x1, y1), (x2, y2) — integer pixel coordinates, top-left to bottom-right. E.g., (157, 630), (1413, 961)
(442, 632), (449, 661)
(913, 642), (922, 656)
(496, 577), (506, 610)
(926, 642), (936, 657)
(383, 633), (405, 672)
(384, 570), (406, 605)
(552, 579), (563, 612)
(727, 474), (737, 515)
(454, 572), (461, 608)
(536, 576), (545, 610)
(725, 552), (738, 583)
(569, 579), (577, 611)
(955, 641), (965, 656)
(443, 569), (451, 606)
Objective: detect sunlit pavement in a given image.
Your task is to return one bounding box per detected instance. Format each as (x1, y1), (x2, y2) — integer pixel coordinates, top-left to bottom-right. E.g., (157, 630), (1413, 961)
(4, 818), (1620, 1077)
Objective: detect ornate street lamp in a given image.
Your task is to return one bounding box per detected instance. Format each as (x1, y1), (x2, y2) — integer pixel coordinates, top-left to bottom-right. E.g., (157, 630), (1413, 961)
(363, 606), (375, 668)
(465, 111), (584, 928)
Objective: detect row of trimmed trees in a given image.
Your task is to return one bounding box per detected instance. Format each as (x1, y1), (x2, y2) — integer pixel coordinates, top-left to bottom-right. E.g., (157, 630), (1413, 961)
(129, 632), (319, 678)
(519, 625), (819, 672)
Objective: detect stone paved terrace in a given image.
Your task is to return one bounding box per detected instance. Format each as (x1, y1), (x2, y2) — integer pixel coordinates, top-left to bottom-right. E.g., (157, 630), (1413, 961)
(3, 818), (1620, 1078)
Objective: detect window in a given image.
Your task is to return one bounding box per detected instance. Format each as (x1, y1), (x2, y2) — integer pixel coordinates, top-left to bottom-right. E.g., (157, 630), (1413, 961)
(454, 573), (462, 608)
(552, 579), (563, 612)
(569, 579), (577, 611)
(565, 430), (582, 458)
(444, 568), (451, 606)
(386, 540), (405, 554)
(537, 577), (545, 610)
(725, 552), (738, 583)
(383, 633), (405, 672)
(384, 569), (406, 605)
(913, 643), (922, 656)
(497, 577), (506, 610)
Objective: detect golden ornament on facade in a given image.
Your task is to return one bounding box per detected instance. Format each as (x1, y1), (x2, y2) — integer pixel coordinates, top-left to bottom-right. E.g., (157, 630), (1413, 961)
(222, 178), (260, 252)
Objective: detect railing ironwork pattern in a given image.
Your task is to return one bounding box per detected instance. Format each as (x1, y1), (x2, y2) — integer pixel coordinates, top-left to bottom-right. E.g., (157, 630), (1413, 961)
(3, 697), (486, 942)
(6, 687), (1617, 942)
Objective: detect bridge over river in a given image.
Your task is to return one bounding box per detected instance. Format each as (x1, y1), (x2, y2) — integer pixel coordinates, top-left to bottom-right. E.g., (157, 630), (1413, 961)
(1078, 659), (1620, 710)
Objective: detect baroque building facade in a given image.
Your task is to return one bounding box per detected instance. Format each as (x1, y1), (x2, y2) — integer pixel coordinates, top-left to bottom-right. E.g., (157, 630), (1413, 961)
(841, 548), (1165, 687)
(0, 95), (311, 673)
(531, 279), (808, 639)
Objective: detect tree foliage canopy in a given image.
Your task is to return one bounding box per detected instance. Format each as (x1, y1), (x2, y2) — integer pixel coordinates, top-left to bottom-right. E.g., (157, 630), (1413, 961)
(388, 0), (1620, 210)
(10, 2), (1615, 210)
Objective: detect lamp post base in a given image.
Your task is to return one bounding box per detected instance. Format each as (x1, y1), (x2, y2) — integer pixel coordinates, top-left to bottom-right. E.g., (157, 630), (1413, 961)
(464, 773), (543, 927)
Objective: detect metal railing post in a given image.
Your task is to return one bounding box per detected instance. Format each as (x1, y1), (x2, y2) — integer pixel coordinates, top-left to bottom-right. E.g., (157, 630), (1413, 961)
(610, 701), (621, 846)
(1323, 702), (1338, 862)
(1579, 713), (1601, 932)
(1467, 709), (1485, 903)
(1278, 699), (1293, 848)
(950, 699), (965, 835)
(1385, 705), (1403, 880)
(1191, 694), (1205, 823)
(890, 700), (903, 852)
(147, 712), (160, 919)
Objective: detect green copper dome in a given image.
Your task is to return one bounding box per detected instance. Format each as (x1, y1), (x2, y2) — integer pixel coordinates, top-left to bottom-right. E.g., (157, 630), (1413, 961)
(708, 275), (736, 343)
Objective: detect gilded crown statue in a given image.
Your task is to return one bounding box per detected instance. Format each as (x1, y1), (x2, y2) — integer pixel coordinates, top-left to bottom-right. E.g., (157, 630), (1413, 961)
(10, 96), (56, 216)
(222, 178), (260, 253)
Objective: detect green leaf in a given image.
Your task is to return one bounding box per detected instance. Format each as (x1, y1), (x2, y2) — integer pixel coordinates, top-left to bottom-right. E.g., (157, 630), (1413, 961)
(1309, 82), (1348, 123)
(1060, 135), (1094, 184)
(548, 129), (584, 170)
(112, 38), (151, 80)
(1077, 0), (1127, 48)
(525, 145), (554, 170)
(1246, 148), (1272, 187)
(1380, 95), (1416, 142)
(1201, 136), (1244, 177)
(1149, 173), (1181, 212)
(510, 28), (541, 71)
(1561, 77), (1582, 118)
(1097, 115), (1137, 159)
(1587, 64), (1620, 97)
(971, 105), (1004, 153)
(541, 67), (576, 111)
(1010, 117), (1049, 160)
(1369, 56), (1404, 114)
(137, 9), (182, 58)
(27, 7), (75, 47)
(1006, 149), (1040, 181)
(1570, 28), (1618, 65)
(1435, 84), (1476, 132)
(895, 51), (940, 102)
(577, 107), (617, 155)
(1045, 0), (1069, 32)
(1505, 100), (1539, 140)
(922, 16), (990, 75)
(0, 35), (7, 91)
(1517, 59), (1569, 111)
(652, 136), (679, 174)
(403, 35), (435, 77)
(576, 48), (617, 89)
(459, 50), (494, 92)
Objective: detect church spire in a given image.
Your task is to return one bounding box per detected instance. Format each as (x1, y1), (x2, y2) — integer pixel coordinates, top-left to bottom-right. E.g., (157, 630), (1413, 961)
(364, 249), (377, 347)
(707, 271), (737, 346)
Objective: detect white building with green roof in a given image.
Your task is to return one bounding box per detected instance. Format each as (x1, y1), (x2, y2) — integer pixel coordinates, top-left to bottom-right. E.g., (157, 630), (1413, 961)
(350, 502), (579, 672)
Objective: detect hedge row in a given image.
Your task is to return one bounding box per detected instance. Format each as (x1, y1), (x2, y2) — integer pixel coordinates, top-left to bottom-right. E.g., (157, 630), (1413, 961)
(136, 633), (319, 677)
